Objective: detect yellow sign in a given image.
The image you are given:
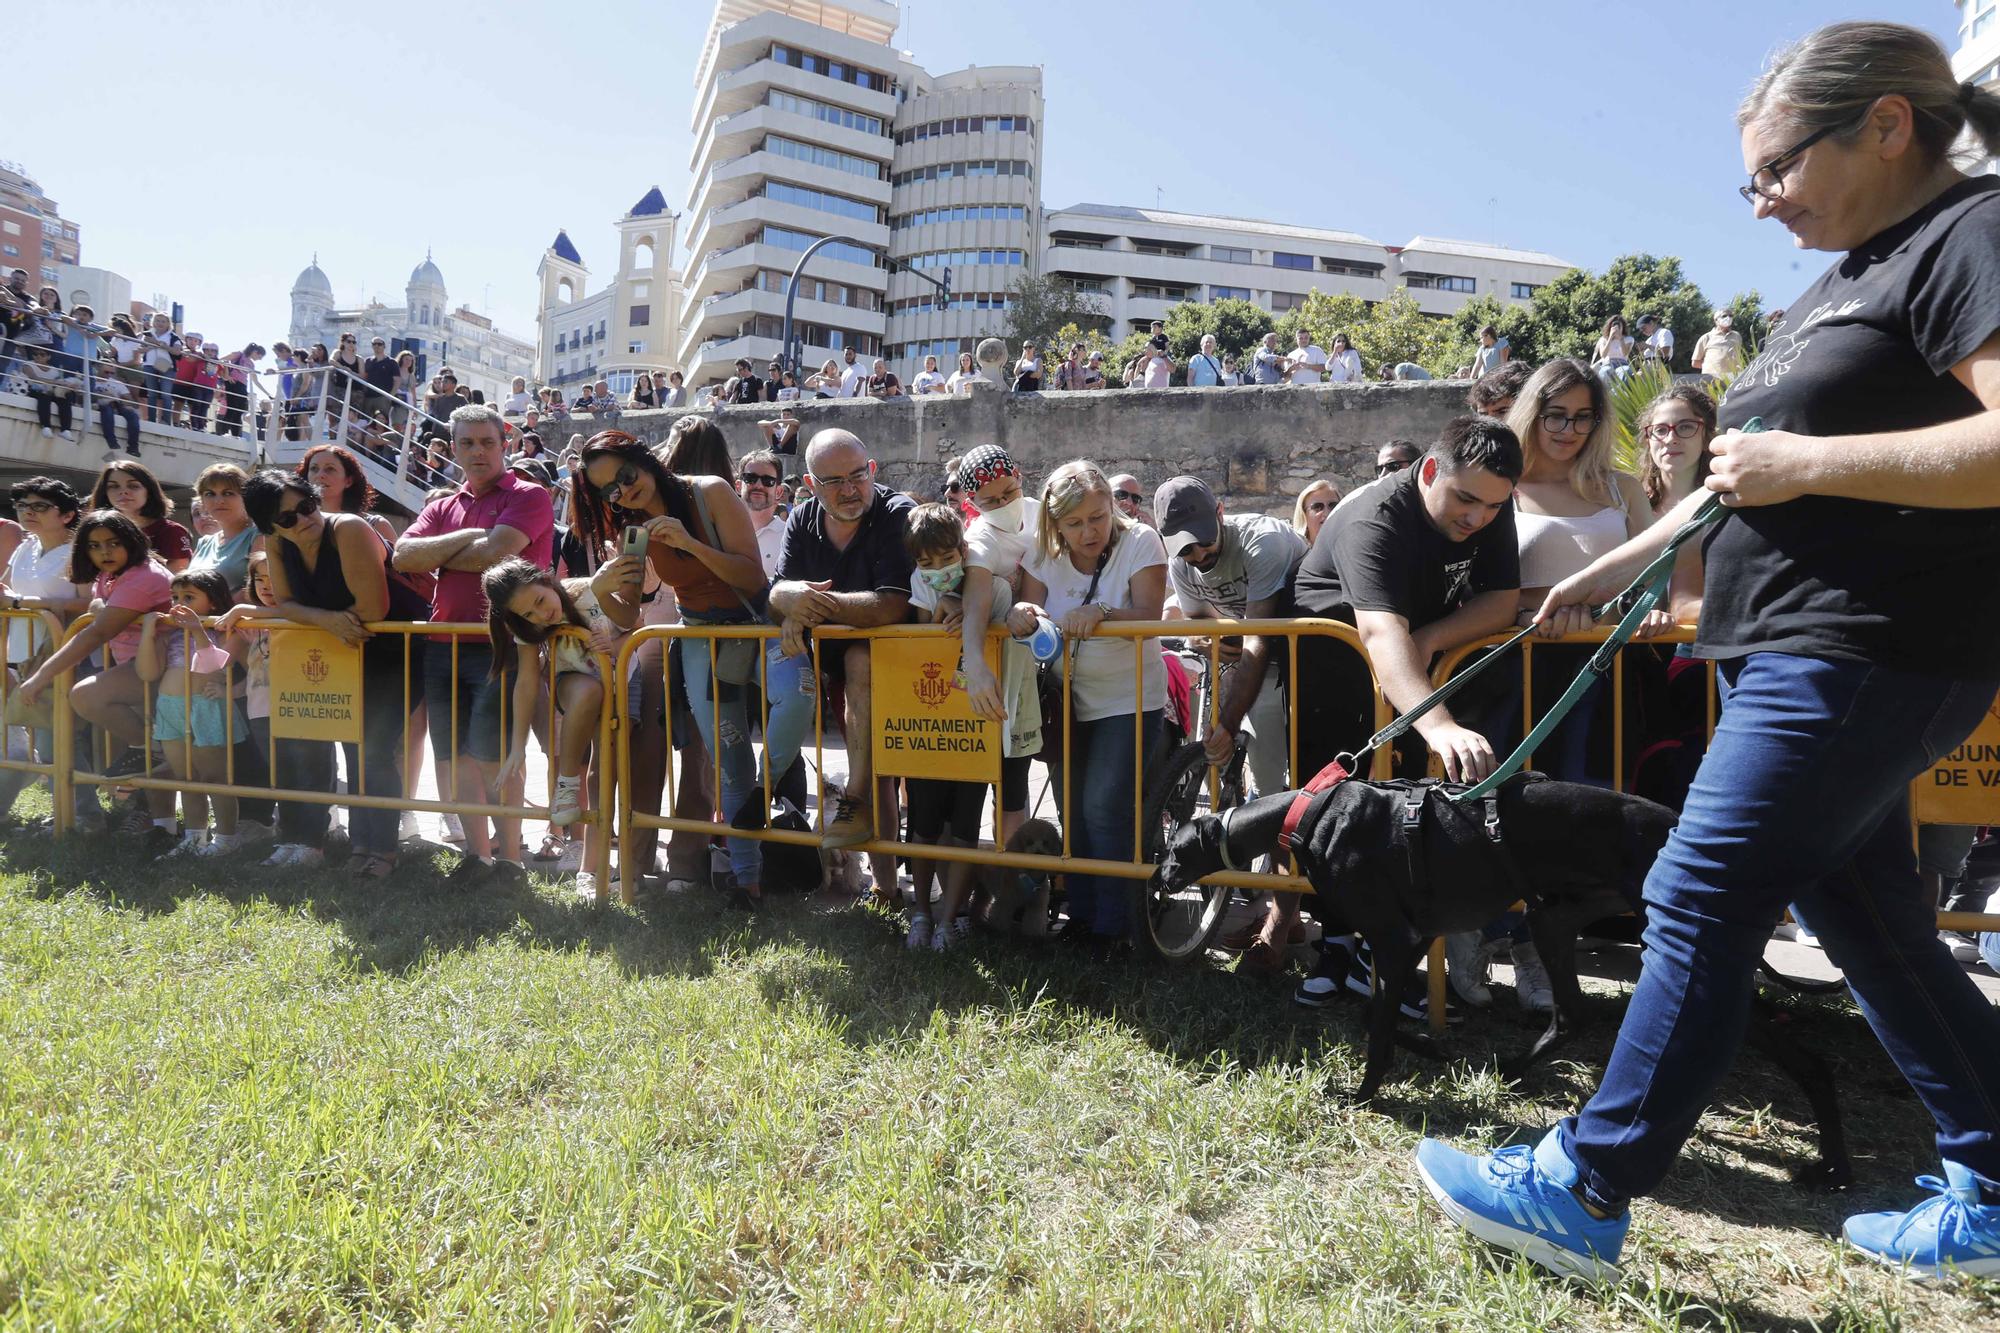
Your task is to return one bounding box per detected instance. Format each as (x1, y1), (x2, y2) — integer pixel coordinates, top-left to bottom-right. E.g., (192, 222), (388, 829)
(1916, 695), (2000, 826)
(269, 627), (364, 743)
(871, 637), (1001, 785)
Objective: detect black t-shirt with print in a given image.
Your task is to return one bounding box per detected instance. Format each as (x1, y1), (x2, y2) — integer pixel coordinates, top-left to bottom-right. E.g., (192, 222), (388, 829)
(1291, 469), (1519, 628)
(361, 355), (398, 393)
(1703, 176), (2000, 676)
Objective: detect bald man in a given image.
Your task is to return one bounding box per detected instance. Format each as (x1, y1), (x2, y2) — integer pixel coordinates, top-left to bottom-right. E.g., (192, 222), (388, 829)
(1109, 473), (1158, 528)
(768, 429), (916, 866)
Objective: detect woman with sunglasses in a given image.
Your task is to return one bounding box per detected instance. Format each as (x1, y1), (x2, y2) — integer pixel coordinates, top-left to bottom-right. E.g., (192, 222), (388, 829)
(1421, 20), (2000, 1281)
(1289, 479), (1341, 547)
(574, 431), (804, 906)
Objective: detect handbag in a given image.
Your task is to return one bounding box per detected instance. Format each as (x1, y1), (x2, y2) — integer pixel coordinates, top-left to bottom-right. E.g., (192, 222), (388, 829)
(1035, 548), (1110, 766)
(687, 482), (768, 687)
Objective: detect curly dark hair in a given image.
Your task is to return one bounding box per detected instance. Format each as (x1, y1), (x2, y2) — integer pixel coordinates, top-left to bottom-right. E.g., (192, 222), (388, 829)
(297, 444), (376, 514)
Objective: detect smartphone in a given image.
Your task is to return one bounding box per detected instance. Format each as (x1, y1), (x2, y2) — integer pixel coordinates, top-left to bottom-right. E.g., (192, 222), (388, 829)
(620, 525), (648, 560)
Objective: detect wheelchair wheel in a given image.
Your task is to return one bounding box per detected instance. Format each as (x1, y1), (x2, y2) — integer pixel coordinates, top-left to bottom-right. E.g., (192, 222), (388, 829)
(1136, 741), (1237, 962)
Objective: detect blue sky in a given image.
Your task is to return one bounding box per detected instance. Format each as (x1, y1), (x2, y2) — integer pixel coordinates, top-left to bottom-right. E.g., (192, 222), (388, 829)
(10, 0), (1952, 353)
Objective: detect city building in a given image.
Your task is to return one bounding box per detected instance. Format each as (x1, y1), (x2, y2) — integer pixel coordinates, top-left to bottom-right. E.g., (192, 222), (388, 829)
(288, 252), (536, 406)
(1043, 204), (1573, 336)
(535, 188), (684, 397)
(0, 161), (81, 289)
(54, 265), (149, 326)
(678, 0), (1041, 389)
(1954, 0), (2000, 174)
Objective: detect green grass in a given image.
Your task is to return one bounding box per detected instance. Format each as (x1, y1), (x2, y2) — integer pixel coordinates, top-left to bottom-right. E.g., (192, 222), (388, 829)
(0, 803), (1995, 1329)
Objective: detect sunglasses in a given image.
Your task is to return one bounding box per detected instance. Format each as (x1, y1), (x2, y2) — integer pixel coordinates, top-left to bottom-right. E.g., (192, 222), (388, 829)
(1377, 461), (1411, 477)
(1305, 499), (1335, 514)
(596, 463), (641, 503)
(740, 471), (780, 487)
(273, 494), (320, 529)
(1113, 490), (1143, 505)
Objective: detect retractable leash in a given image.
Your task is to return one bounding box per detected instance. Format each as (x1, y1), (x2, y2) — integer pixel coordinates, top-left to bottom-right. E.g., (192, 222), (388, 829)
(1324, 420), (1757, 802)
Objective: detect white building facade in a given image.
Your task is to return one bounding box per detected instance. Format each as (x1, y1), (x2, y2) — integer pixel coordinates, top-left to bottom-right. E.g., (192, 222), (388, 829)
(1954, 0), (2000, 175)
(1043, 204), (1572, 336)
(535, 188), (684, 398)
(288, 254), (536, 406)
(678, 0), (1042, 389)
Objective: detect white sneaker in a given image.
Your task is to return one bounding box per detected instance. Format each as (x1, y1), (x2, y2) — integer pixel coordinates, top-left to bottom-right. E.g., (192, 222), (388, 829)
(164, 830), (206, 858)
(59, 430), (75, 441)
(194, 833), (240, 857)
(399, 810), (422, 843)
(1943, 930), (1982, 965)
(290, 846), (325, 868)
(906, 915), (934, 950)
(1444, 930), (1493, 1008)
(262, 843), (306, 866)
(40, 426), (52, 438)
(550, 775), (584, 826)
(1511, 939), (1557, 1014)
(573, 871), (599, 901)
(930, 922), (954, 953)
(442, 812), (466, 846)
(233, 818), (273, 846)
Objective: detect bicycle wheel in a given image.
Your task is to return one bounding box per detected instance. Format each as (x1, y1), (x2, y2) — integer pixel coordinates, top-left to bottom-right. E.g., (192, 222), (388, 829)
(1136, 740), (1236, 962)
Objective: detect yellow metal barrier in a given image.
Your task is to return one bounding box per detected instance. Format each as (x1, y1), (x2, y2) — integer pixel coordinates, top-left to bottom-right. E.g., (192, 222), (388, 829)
(613, 619), (1390, 908)
(46, 616), (618, 902)
(0, 607), (68, 792)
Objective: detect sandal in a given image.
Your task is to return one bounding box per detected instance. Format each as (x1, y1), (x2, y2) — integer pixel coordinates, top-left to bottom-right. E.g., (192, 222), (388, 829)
(531, 832), (564, 861)
(348, 853), (397, 880)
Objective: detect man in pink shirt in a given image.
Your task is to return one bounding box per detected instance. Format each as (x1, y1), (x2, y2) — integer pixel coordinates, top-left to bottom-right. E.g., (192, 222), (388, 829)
(393, 403), (554, 884)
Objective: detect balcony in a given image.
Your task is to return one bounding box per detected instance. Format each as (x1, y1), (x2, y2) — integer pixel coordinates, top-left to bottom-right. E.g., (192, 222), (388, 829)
(690, 98), (891, 182)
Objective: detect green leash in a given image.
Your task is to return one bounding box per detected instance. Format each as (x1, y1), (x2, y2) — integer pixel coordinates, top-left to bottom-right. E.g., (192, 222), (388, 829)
(1333, 420), (1754, 798)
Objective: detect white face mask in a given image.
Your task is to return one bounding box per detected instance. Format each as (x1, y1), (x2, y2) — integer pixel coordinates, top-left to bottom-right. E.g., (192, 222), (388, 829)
(917, 561), (964, 595)
(982, 496), (1025, 533)
(1718, 317), (1732, 329)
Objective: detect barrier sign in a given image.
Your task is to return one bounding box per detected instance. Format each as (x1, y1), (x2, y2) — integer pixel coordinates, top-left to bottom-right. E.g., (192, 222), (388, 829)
(871, 637), (1001, 785)
(269, 628), (363, 743)
(1916, 695), (2000, 826)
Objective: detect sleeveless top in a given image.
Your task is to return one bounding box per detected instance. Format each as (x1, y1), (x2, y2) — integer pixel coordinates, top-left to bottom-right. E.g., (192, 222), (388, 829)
(1514, 481), (1630, 589)
(641, 479), (740, 616)
(277, 514), (430, 668)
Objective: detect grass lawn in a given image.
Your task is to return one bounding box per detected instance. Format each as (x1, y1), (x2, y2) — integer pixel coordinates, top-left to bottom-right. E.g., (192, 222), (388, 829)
(0, 807), (1995, 1330)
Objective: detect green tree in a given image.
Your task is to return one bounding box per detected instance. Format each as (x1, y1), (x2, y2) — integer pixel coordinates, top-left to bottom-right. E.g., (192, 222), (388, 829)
(1441, 294), (1544, 376)
(1271, 289), (1458, 377)
(1521, 254), (1711, 371)
(1003, 274), (1109, 358)
(1162, 297), (1274, 366)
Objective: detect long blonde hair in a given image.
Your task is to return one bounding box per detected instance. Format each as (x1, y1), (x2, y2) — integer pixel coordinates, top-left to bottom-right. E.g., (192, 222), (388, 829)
(1291, 480), (1340, 539)
(1505, 359), (1616, 507)
(1035, 460), (1129, 563)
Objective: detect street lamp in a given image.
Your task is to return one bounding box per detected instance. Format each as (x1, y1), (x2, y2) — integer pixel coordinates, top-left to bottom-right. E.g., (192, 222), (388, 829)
(779, 234), (950, 382)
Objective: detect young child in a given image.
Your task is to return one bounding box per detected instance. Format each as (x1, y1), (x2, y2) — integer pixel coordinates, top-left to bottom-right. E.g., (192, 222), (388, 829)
(215, 548), (278, 776)
(482, 556), (637, 898)
(138, 569), (247, 857)
(903, 502), (1025, 952)
(20, 345), (78, 439)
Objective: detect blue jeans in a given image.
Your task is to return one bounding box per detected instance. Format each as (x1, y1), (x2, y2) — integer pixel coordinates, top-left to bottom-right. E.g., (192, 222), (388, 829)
(1050, 709), (1163, 937)
(680, 616), (813, 888)
(272, 666), (407, 856)
(143, 366), (174, 416)
(1558, 653), (2000, 1210)
(97, 401), (139, 452)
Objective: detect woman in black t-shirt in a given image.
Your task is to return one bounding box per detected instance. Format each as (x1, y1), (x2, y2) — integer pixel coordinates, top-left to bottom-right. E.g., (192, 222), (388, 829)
(1417, 21), (2000, 1280)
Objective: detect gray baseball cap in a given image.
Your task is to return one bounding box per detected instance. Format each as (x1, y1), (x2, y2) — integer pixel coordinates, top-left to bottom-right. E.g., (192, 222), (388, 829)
(1154, 476), (1220, 557)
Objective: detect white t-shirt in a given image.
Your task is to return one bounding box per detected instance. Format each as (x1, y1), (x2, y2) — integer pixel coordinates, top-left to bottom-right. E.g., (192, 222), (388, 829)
(1643, 327), (1674, 363)
(912, 369), (946, 395)
(965, 497), (1043, 580)
(1287, 344), (1328, 384)
(946, 370), (979, 393)
(839, 361), (868, 397)
(1326, 348), (1363, 383)
(1021, 524), (1167, 723)
(754, 514), (786, 578)
(5, 534), (74, 663)
(501, 391), (532, 414)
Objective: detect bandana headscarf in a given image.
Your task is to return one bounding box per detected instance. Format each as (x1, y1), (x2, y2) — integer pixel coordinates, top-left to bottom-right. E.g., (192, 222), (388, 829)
(957, 444), (1019, 491)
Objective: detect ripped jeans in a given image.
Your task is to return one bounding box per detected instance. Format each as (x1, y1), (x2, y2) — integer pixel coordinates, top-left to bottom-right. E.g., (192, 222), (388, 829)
(680, 611), (814, 888)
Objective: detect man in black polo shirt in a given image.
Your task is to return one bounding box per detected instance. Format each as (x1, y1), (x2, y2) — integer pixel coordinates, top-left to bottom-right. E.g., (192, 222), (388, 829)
(1292, 414), (1523, 784)
(361, 336), (400, 430)
(769, 428), (915, 863)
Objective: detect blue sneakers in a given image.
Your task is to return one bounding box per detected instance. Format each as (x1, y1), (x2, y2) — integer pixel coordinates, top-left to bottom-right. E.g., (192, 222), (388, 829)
(1415, 1129), (1629, 1280)
(1843, 1161), (2000, 1280)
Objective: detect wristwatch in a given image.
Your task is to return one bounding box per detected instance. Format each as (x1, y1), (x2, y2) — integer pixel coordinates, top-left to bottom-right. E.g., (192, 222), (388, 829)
(1093, 601), (1112, 620)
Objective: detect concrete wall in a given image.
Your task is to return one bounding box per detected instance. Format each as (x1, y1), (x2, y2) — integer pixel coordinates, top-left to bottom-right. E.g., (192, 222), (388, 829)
(580, 380), (1471, 509)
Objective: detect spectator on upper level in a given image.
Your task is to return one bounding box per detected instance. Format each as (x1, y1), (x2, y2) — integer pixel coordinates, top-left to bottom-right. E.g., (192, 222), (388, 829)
(838, 345), (868, 398)
(91, 356), (143, 460)
(1691, 308), (1745, 377)
(1012, 340), (1042, 391)
(1325, 332), (1364, 383)
(1130, 334), (1173, 389)
(581, 379), (621, 421)
(661, 370), (688, 409)
(1286, 329), (1329, 385)
(214, 343), (264, 438)
(1637, 314), (1674, 370)
(140, 313), (180, 425)
(759, 406), (800, 457)
(1251, 331), (1286, 385)
(728, 358), (763, 405)
(20, 346), (78, 440)
(1050, 342), (1089, 391)
(424, 370), (468, 426)
(866, 358), (903, 399)
(911, 354), (948, 396)
(1187, 335), (1225, 387)
(1471, 325), (1511, 378)
(501, 374), (533, 415)
(945, 350), (980, 393)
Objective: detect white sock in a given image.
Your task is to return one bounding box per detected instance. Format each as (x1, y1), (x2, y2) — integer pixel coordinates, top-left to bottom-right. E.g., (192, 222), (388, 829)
(211, 832), (239, 849)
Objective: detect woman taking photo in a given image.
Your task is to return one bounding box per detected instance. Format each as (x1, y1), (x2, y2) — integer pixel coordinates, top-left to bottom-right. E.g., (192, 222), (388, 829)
(1420, 20), (2000, 1281)
(230, 470), (428, 877)
(1591, 315), (1633, 380)
(1015, 460), (1168, 949)
(574, 430), (805, 906)
(1325, 332), (1363, 384)
(92, 460), (192, 573)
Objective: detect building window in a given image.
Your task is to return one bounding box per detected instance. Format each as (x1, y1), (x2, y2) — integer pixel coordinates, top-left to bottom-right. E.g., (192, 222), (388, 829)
(1, 221), (17, 236)
(1272, 251), (1314, 271)
(893, 114), (1033, 145)
(0, 245), (15, 258)
(764, 134), (885, 180)
(632, 281), (649, 299)
(890, 204), (1028, 230)
(1133, 240), (1193, 258)
(1510, 282), (1541, 300)
(1320, 259), (1384, 277)
(1049, 234), (1103, 250)
(629, 304), (650, 326)
(1210, 245), (1252, 264)
(1132, 283), (1195, 301)
(767, 89), (885, 137)
(41, 240), (55, 259)
(583, 328), (594, 345)
(763, 179), (884, 225)
(1270, 291), (1307, 311)
(768, 43), (895, 94)
(902, 247), (1025, 270)
(890, 159), (1033, 186)
(1211, 285), (1251, 301)
(597, 320), (606, 340)
(628, 340), (646, 355)
(1406, 272), (1476, 294)
(760, 225), (879, 268)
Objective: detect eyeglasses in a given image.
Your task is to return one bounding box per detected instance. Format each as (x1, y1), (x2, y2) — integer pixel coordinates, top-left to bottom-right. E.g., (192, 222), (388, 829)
(1645, 420), (1705, 441)
(1738, 116), (1853, 204)
(1113, 490), (1143, 506)
(1305, 499), (1335, 514)
(809, 466), (872, 493)
(14, 501), (56, 515)
(739, 471), (780, 488)
(1538, 410), (1599, 436)
(273, 494), (320, 529)
(596, 463), (641, 503)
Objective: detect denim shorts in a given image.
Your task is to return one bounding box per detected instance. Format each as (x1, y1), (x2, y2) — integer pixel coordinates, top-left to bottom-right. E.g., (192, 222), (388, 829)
(152, 692), (250, 749)
(423, 641), (513, 764)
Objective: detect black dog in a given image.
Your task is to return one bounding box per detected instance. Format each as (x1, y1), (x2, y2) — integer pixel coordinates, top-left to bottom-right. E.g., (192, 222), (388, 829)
(1157, 771), (1851, 1188)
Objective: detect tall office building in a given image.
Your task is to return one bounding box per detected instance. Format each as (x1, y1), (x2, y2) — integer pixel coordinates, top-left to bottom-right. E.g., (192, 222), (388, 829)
(678, 0), (1041, 389)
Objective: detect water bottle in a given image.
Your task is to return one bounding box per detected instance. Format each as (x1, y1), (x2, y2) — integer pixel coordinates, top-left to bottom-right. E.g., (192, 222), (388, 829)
(1017, 613), (1061, 663)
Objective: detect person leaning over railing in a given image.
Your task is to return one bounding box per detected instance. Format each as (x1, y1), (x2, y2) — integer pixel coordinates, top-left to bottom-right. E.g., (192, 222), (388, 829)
(572, 429), (801, 906)
(1416, 20), (2000, 1279)
(232, 469), (430, 878)
(0, 477), (95, 826)
(1014, 460), (1169, 951)
(392, 404), (554, 886)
